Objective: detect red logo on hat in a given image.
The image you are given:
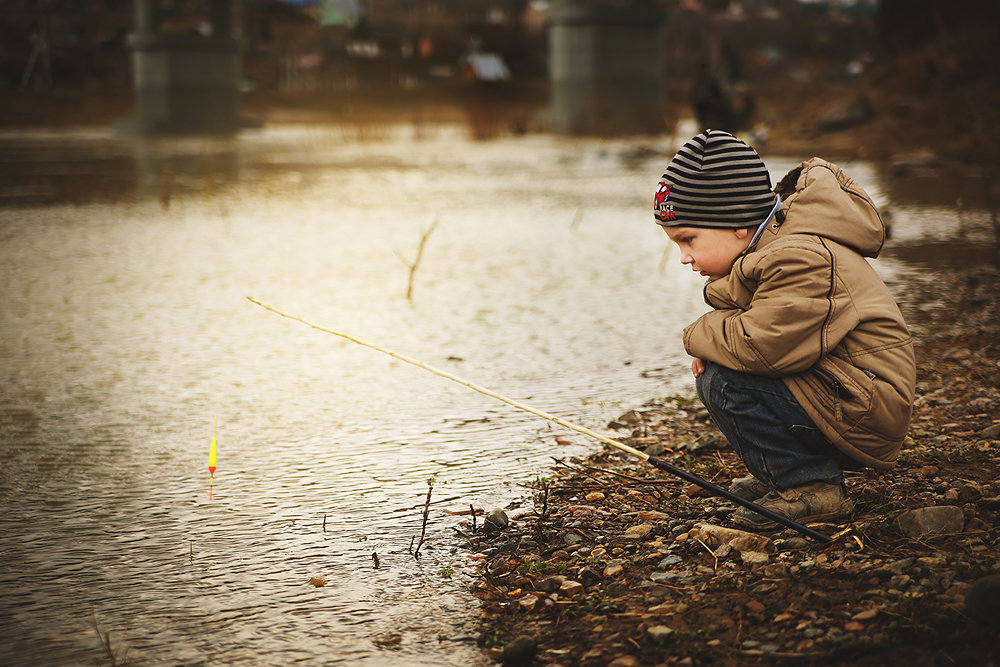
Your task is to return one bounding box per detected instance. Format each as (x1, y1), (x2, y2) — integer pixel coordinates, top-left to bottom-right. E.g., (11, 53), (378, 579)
(654, 181), (676, 221)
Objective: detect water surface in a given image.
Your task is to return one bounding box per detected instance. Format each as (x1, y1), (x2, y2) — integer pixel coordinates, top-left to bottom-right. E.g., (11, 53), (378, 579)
(0, 123), (993, 665)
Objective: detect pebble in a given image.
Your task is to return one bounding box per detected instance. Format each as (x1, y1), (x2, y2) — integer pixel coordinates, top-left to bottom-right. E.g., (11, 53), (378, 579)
(657, 555), (683, 569)
(484, 509), (510, 533)
(624, 524), (654, 540)
(647, 625), (676, 641)
(607, 656), (639, 667)
(965, 574), (1000, 627)
(501, 635), (537, 666)
(896, 506), (965, 537)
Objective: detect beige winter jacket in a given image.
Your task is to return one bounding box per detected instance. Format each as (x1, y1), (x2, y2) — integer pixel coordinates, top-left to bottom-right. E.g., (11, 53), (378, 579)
(683, 158), (916, 469)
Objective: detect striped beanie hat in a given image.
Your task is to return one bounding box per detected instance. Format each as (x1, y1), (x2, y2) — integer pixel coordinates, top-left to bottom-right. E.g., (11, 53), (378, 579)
(653, 130), (774, 228)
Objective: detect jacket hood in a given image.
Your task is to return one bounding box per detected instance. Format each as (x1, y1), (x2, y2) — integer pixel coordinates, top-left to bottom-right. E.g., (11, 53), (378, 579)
(760, 158), (886, 258)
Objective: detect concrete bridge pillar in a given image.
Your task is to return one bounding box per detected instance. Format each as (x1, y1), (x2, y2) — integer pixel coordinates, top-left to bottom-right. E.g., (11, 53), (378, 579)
(548, 0), (664, 135)
(122, 0), (242, 135)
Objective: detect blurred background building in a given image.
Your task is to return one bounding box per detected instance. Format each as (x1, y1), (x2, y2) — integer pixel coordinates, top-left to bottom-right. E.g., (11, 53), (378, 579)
(1, 1), (997, 142)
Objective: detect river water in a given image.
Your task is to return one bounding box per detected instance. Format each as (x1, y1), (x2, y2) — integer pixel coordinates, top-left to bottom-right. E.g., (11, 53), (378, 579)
(0, 122), (994, 666)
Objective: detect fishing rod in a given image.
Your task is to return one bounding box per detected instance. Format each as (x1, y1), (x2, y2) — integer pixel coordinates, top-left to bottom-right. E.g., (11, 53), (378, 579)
(247, 297), (832, 544)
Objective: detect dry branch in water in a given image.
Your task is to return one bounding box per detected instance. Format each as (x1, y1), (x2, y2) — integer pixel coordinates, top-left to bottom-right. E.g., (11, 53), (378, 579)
(395, 217), (439, 301)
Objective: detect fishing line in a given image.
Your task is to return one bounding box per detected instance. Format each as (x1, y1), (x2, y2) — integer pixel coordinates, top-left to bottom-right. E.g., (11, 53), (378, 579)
(247, 296), (832, 543)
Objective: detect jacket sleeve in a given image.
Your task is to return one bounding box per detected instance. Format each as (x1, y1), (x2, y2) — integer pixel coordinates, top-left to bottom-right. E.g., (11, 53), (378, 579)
(683, 241), (858, 376)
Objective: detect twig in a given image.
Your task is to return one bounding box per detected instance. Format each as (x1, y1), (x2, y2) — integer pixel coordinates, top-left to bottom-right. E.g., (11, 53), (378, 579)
(535, 481), (549, 543)
(396, 217), (439, 300)
(470, 503), (478, 534)
(92, 612), (129, 667)
(413, 479), (434, 559)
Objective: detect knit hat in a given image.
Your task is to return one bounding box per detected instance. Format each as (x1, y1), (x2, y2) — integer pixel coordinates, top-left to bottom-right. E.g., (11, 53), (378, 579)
(653, 130), (774, 228)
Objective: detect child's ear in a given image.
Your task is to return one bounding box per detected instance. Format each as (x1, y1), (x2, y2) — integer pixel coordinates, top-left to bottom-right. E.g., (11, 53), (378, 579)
(734, 228), (750, 239)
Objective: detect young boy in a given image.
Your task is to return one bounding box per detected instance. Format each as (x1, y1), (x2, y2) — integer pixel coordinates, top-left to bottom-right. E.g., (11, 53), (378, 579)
(654, 130), (916, 530)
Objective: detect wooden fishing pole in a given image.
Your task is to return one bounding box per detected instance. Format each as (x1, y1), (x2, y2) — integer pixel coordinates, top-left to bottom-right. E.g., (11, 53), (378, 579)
(247, 297), (832, 544)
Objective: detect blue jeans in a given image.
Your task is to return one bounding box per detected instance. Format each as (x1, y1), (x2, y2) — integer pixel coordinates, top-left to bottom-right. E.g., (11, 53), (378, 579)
(695, 362), (851, 491)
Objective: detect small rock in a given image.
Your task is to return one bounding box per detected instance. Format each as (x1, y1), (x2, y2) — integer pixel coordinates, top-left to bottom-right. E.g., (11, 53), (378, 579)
(584, 491), (605, 502)
(535, 575), (566, 592)
(308, 576), (327, 587)
(981, 423), (1000, 439)
(501, 635), (537, 666)
(741, 550), (770, 565)
(695, 523), (776, 554)
(559, 579), (584, 597)
(484, 509), (510, 533)
(657, 555), (683, 569)
(618, 409), (642, 424)
(852, 608), (879, 621)
(517, 594), (540, 612)
(713, 543), (733, 558)
(604, 560), (625, 578)
(896, 506), (965, 538)
(637, 510), (671, 522)
(958, 483), (982, 502)
(647, 625), (676, 642)
(623, 524), (654, 540)
(965, 575), (1000, 628)
(607, 656), (639, 667)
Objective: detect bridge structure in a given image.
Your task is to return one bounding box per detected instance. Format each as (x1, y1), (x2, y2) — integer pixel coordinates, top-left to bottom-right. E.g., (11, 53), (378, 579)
(123, 0), (663, 136)
(122, 0), (241, 135)
(547, 0), (664, 135)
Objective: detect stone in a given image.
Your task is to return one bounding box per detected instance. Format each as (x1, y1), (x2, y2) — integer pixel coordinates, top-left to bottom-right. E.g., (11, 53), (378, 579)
(623, 523), (654, 540)
(965, 575), (1000, 628)
(647, 625), (676, 642)
(896, 506), (965, 538)
(517, 594), (540, 612)
(604, 560), (624, 578)
(484, 508), (509, 533)
(657, 555), (682, 569)
(607, 655), (639, 667)
(741, 550), (770, 565)
(637, 510), (670, 522)
(695, 523), (776, 554)
(559, 579), (584, 597)
(584, 491), (605, 501)
(501, 635), (537, 665)
(535, 575), (566, 592)
(981, 423), (1000, 439)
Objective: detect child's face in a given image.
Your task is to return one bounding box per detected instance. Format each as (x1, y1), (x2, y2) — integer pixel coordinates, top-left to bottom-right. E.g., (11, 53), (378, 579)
(662, 226), (753, 281)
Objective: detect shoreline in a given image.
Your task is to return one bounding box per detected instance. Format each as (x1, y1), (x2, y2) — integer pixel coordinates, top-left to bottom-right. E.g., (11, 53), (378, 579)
(460, 264), (1000, 666)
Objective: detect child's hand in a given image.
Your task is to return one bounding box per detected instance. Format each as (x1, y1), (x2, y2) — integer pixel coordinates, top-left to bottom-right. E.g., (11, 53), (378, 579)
(692, 357), (706, 378)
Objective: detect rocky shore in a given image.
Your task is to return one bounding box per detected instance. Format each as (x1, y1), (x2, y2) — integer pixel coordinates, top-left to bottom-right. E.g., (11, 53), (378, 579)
(458, 266), (1000, 666)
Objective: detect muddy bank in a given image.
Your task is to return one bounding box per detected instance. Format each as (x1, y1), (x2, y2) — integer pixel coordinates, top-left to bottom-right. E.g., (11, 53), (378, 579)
(460, 265), (1000, 666)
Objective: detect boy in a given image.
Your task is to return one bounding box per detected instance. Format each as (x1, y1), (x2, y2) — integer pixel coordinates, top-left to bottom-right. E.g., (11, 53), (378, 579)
(654, 130), (916, 530)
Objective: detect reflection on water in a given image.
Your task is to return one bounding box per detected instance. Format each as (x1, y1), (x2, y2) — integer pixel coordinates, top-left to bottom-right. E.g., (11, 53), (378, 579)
(0, 125), (993, 665)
